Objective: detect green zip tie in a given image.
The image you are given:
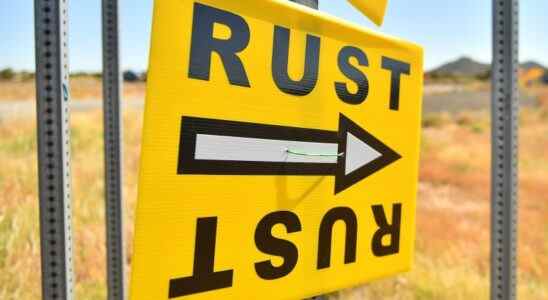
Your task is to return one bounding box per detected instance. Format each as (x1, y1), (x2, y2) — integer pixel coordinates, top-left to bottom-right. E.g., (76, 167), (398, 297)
(285, 148), (344, 157)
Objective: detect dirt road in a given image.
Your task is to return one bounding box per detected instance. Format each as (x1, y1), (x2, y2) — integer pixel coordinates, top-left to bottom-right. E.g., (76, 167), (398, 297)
(0, 91), (538, 120)
(0, 98), (144, 120)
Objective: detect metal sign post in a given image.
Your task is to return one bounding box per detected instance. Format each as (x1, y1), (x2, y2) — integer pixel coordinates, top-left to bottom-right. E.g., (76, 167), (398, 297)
(491, 0), (519, 300)
(34, 0), (75, 299)
(102, 0), (126, 299)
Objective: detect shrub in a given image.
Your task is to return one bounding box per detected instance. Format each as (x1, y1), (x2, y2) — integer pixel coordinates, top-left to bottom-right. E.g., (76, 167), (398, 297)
(0, 68), (15, 80)
(455, 113), (475, 127)
(422, 113), (451, 128)
(123, 70), (139, 82)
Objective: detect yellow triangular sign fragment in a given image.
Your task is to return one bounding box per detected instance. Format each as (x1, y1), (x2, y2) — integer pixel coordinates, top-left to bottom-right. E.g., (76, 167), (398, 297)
(347, 0), (389, 26)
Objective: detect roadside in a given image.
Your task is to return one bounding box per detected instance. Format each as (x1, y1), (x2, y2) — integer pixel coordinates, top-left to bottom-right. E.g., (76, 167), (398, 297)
(0, 77), (541, 120)
(0, 77), (145, 102)
(422, 90), (537, 114)
(0, 98), (144, 120)
(0, 91), (539, 120)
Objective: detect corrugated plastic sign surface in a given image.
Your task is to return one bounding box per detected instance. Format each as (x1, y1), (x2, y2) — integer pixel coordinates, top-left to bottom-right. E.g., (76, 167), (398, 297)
(130, 1), (423, 299)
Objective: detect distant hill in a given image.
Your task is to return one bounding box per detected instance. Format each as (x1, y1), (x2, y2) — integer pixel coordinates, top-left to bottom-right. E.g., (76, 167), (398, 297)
(520, 61), (547, 71)
(428, 57), (490, 78)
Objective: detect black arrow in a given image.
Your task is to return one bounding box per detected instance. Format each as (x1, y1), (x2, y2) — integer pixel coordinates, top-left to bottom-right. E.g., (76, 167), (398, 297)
(178, 114), (401, 194)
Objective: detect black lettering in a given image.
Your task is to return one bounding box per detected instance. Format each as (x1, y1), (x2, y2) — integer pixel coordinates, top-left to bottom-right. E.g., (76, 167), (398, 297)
(381, 57), (410, 110)
(168, 217), (233, 298)
(272, 26), (320, 96)
(371, 203), (402, 256)
(317, 207), (357, 269)
(335, 46), (369, 104)
(254, 211), (301, 280)
(188, 3), (250, 87)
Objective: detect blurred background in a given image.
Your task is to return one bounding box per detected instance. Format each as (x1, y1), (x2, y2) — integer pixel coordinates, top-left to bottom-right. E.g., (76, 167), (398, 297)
(0, 1), (547, 299)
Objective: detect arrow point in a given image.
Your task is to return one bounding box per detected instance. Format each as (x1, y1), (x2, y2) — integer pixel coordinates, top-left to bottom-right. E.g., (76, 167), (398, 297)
(335, 114), (401, 194)
(345, 132), (382, 175)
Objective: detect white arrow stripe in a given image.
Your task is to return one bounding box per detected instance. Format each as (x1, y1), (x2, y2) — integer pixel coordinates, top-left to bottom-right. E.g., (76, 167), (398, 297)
(195, 134), (338, 164)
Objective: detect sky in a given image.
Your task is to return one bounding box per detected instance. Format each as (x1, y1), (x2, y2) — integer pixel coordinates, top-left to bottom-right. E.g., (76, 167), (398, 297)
(1, 0), (547, 72)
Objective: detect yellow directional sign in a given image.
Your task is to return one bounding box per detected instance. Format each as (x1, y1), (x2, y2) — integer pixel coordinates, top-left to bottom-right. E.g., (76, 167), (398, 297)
(348, 0), (389, 26)
(130, 0), (423, 299)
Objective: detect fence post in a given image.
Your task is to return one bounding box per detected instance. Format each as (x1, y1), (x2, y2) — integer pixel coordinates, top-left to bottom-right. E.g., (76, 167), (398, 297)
(34, 0), (74, 299)
(102, 0), (126, 299)
(491, 0), (519, 300)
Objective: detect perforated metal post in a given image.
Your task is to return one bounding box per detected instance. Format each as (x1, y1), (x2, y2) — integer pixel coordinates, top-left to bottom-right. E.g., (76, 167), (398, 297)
(34, 0), (74, 299)
(491, 0), (519, 299)
(102, 0), (126, 299)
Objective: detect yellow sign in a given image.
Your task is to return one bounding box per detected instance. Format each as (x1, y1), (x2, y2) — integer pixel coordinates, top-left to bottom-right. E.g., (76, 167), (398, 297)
(130, 0), (423, 299)
(348, 0), (389, 26)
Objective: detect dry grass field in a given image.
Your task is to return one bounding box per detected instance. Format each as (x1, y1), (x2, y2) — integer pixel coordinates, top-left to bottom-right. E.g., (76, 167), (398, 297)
(0, 88), (547, 299)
